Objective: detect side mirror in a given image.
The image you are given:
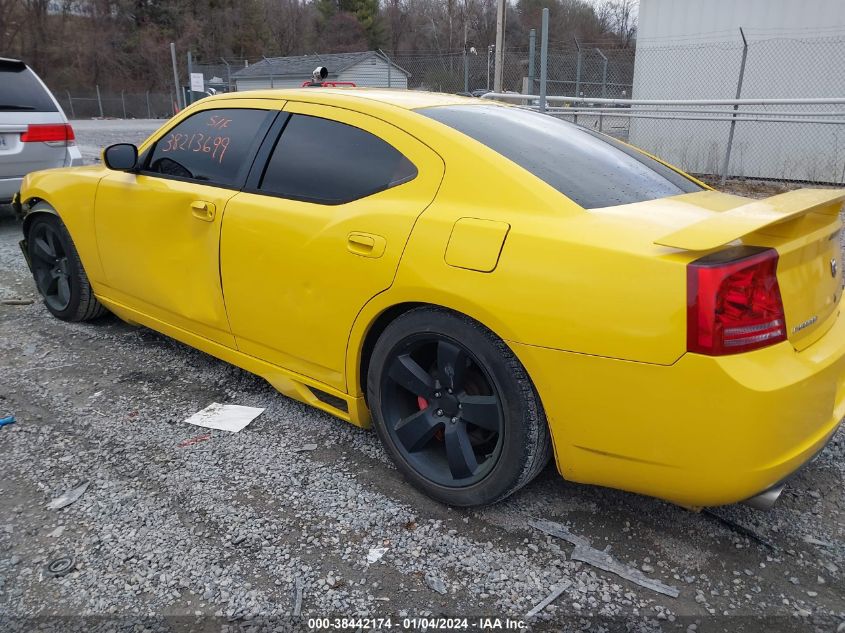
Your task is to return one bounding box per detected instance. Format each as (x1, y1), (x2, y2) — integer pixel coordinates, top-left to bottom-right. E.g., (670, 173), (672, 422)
(103, 143), (138, 171)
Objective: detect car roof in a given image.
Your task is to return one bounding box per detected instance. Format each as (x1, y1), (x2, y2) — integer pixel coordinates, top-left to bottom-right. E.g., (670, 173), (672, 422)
(205, 88), (494, 111)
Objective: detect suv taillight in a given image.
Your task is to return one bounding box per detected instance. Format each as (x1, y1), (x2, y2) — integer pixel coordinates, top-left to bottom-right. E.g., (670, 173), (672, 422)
(20, 123), (75, 146)
(687, 246), (786, 355)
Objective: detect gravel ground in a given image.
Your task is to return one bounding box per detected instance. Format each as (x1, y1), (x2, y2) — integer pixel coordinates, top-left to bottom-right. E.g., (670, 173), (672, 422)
(71, 119), (163, 164)
(0, 121), (843, 633)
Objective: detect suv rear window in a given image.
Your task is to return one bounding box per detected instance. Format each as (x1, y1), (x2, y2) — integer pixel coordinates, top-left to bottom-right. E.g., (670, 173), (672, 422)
(418, 105), (701, 209)
(0, 62), (57, 112)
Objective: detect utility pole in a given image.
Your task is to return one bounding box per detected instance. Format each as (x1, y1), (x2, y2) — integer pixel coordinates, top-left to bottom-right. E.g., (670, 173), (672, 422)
(493, 0), (505, 92)
(539, 8), (548, 113)
(170, 43), (182, 110)
(186, 50), (194, 106)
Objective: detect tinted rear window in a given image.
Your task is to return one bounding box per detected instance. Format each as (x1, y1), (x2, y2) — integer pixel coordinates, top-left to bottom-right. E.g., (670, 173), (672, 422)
(0, 64), (57, 112)
(419, 105), (701, 209)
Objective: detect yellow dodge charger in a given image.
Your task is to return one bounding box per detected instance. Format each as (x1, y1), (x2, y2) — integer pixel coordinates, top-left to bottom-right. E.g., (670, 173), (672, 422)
(14, 89), (845, 509)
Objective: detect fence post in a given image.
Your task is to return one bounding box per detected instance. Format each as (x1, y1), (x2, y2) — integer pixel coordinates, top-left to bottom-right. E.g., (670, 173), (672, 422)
(596, 48), (608, 131)
(573, 38), (582, 124)
(574, 38), (582, 95)
(221, 57), (232, 92)
(65, 90), (75, 119)
(121, 90), (127, 119)
(463, 48), (468, 93)
(720, 27), (748, 185)
(539, 8), (549, 113)
(146, 91), (151, 118)
(96, 84), (104, 118)
(528, 29), (536, 90)
(487, 45), (493, 91)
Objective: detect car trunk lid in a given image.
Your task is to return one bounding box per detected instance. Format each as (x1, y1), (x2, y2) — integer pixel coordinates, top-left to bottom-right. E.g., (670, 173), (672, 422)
(653, 189), (844, 350)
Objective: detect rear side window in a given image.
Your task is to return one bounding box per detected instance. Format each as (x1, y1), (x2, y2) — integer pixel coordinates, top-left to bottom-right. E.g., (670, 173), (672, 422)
(0, 63), (57, 112)
(419, 105), (702, 209)
(146, 108), (271, 186)
(259, 114), (417, 204)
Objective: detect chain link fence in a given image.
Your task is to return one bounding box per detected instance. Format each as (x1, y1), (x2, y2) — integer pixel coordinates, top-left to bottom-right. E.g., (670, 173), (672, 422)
(505, 33), (845, 186)
(53, 33), (845, 186)
(54, 89), (176, 120)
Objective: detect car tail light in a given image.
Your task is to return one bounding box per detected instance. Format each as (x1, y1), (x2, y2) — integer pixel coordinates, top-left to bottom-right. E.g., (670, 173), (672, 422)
(20, 123), (76, 147)
(687, 246), (786, 355)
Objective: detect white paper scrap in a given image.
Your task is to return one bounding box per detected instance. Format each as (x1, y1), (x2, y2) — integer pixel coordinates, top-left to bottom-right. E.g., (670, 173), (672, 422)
(367, 547), (388, 564)
(183, 403), (265, 433)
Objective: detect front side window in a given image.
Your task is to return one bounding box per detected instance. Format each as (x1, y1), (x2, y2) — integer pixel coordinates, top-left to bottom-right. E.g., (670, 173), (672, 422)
(147, 108), (271, 186)
(259, 114), (417, 205)
(418, 105), (702, 209)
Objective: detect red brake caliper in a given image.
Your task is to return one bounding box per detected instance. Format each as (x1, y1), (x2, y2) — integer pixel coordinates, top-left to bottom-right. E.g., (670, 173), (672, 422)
(418, 395), (445, 442)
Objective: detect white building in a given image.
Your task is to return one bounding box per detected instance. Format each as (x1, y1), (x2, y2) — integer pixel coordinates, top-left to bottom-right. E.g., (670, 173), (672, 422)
(233, 51), (409, 91)
(629, 0), (845, 183)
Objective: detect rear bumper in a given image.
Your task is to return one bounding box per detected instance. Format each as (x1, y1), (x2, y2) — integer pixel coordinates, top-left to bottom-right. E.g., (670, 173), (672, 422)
(0, 177), (22, 203)
(513, 310), (845, 507)
(0, 146), (82, 203)
(66, 145), (83, 167)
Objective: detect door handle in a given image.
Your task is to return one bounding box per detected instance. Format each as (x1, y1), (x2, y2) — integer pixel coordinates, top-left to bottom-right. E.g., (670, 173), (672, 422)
(347, 232), (386, 258)
(191, 200), (216, 222)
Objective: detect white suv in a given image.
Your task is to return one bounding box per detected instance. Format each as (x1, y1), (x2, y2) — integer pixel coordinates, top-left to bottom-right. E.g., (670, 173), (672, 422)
(0, 58), (82, 203)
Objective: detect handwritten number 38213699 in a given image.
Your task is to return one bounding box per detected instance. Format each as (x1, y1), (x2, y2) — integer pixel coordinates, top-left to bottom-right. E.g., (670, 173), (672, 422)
(160, 130), (231, 163)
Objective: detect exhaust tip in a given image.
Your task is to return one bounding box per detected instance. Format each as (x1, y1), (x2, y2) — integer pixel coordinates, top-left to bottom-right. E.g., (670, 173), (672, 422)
(742, 483), (785, 511)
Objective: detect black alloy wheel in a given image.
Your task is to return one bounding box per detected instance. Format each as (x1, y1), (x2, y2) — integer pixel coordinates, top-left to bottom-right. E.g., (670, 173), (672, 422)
(26, 211), (107, 322)
(368, 307), (552, 506)
(29, 218), (73, 313)
(380, 334), (505, 487)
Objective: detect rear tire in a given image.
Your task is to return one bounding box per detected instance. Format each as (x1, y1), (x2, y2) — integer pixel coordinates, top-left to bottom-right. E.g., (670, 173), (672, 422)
(367, 307), (551, 506)
(27, 211), (107, 322)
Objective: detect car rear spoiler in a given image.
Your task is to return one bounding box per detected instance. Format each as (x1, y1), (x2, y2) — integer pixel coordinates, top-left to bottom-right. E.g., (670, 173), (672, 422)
(655, 188), (845, 251)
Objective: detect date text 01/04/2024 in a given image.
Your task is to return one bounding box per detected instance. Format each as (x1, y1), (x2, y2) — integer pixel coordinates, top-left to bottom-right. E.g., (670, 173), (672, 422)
(307, 617), (527, 630)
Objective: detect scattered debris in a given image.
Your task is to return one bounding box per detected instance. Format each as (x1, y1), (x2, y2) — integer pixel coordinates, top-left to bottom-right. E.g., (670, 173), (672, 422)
(293, 443), (318, 453)
(293, 577), (304, 616)
(178, 434), (212, 448)
(702, 509), (776, 551)
(425, 573), (447, 595)
(367, 547), (388, 564)
(183, 402), (265, 433)
(48, 526), (66, 538)
(802, 535), (832, 547)
(0, 298), (34, 305)
(232, 534), (247, 546)
(45, 555), (76, 577)
(47, 481), (90, 511)
(526, 580), (572, 618)
(0, 415), (16, 428)
(530, 519), (680, 598)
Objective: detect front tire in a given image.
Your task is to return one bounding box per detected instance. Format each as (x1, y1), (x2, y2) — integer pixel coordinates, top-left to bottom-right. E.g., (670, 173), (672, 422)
(367, 307), (551, 506)
(27, 212), (107, 322)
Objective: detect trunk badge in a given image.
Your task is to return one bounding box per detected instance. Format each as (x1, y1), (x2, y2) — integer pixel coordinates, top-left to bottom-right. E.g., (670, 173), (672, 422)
(831, 258), (838, 278)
